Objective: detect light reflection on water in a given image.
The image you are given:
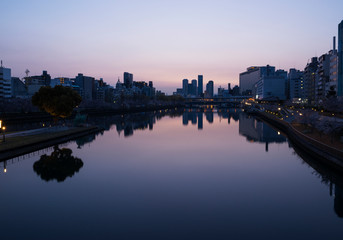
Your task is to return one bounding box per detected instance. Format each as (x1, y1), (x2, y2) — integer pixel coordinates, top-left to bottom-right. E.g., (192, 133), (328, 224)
(0, 109), (342, 240)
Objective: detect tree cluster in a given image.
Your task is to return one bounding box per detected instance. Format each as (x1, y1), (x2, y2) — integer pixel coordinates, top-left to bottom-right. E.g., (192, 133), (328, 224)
(32, 85), (82, 119)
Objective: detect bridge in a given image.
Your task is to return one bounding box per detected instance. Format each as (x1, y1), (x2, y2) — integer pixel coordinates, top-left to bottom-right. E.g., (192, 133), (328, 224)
(184, 96), (251, 106)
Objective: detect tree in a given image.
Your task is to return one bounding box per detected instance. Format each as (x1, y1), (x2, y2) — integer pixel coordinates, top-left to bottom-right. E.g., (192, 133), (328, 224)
(32, 85), (82, 119)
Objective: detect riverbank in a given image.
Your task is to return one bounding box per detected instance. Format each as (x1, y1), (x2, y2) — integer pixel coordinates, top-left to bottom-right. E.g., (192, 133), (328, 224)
(0, 126), (101, 161)
(255, 111), (343, 171)
(0, 103), (185, 124)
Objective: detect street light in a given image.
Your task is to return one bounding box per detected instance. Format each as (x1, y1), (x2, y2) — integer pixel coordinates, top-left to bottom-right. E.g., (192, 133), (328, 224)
(2, 126), (6, 142)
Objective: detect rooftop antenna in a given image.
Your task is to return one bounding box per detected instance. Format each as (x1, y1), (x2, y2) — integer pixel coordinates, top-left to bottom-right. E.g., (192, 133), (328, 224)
(25, 69), (30, 77)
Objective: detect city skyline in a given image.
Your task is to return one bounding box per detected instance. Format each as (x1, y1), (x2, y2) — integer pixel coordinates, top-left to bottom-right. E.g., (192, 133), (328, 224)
(2, 0), (343, 94)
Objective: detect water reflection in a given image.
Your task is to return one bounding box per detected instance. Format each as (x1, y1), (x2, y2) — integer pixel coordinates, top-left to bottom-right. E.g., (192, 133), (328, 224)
(33, 146), (83, 182)
(239, 113), (286, 152)
(182, 108), (241, 129)
(291, 143), (343, 218)
(88, 109), (183, 137)
(4, 108), (343, 221)
(76, 133), (97, 148)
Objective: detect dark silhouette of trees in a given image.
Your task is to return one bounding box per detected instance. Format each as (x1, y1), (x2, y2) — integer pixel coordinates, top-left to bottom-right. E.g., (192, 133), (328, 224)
(32, 85), (82, 119)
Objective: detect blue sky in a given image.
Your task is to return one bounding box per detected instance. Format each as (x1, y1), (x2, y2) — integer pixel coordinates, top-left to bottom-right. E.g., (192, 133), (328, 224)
(1, 0), (343, 93)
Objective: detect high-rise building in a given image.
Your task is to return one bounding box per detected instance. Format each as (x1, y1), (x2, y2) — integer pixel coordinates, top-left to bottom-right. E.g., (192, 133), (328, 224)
(191, 79), (197, 96)
(338, 20), (343, 96)
(304, 57), (318, 104)
(316, 54), (330, 102)
(239, 65), (275, 95)
(328, 37), (338, 96)
(288, 68), (304, 100)
(182, 79), (188, 96)
(75, 73), (95, 101)
(123, 72), (133, 88)
(0, 63), (12, 98)
(25, 70), (51, 87)
(206, 80), (214, 98)
(256, 71), (287, 101)
(198, 75), (203, 96)
(11, 77), (27, 97)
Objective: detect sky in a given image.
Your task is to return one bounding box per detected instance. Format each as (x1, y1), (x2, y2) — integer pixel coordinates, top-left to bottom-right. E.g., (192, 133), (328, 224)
(1, 0), (343, 94)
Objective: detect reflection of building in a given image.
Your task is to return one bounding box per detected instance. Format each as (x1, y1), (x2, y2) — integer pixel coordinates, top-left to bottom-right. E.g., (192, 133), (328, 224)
(291, 141), (343, 219)
(198, 112), (203, 130)
(334, 185), (343, 218)
(217, 108), (241, 124)
(76, 134), (96, 148)
(205, 111), (213, 123)
(239, 113), (286, 152)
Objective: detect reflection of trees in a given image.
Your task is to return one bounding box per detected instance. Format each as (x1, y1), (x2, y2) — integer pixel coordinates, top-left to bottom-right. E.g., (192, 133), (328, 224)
(75, 134), (97, 148)
(290, 142), (343, 218)
(33, 146), (83, 182)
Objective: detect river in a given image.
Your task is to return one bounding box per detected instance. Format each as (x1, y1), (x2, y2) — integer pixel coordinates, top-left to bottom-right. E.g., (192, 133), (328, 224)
(0, 108), (342, 239)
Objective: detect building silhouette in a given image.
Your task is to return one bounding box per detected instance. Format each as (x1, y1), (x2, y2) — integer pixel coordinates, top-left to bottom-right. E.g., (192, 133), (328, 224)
(0, 64), (12, 98)
(198, 75), (203, 96)
(288, 68), (304, 100)
(338, 20), (343, 96)
(239, 113), (286, 152)
(75, 73), (95, 101)
(124, 72), (133, 88)
(182, 79), (188, 96)
(205, 80), (214, 98)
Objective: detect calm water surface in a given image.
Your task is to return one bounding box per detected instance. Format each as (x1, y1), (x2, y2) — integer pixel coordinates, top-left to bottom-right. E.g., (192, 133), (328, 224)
(0, 109), (342, 239)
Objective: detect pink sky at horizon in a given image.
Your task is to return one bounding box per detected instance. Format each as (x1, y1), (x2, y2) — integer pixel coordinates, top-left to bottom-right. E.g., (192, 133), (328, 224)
(1, 0), (343, 94)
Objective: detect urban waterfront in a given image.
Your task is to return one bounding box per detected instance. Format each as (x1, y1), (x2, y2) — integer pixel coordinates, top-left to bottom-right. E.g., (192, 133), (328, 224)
(0, 109), (342, 239)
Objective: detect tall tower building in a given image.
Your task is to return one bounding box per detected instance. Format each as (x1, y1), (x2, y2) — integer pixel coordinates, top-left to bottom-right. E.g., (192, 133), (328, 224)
(206, 80), (214, 98)
(338, 20), (343, 96)
(0, 62), (12, 99)
(191, 79), (197, 96)
(182, 79), (188, 96)
(198, 75), (203, 96)
(123, 72), (133, 88)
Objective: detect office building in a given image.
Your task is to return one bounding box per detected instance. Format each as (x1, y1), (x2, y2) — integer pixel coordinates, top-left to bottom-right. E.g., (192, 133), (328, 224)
(191, 79), (197, 96)
(182, 79), (188, 96)
(304, 57), (318, 104)
(198, 75), (203, 96)
(239, 65), (275, 95)
(328, 37), (338, 96)
(124, 72), (133, 88)
(288, 68), (304, 100)
(338, 20), (343, 96)
(75, 73), (95, 101)
(205, 80), (214, 98)
(11, 77), (27, 98)
(256, 74), (287, 101)
(0, 63), (12, 98)
(316, 54), (330, 102)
